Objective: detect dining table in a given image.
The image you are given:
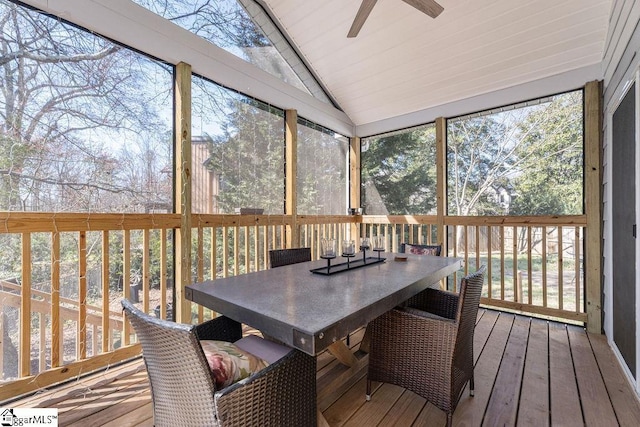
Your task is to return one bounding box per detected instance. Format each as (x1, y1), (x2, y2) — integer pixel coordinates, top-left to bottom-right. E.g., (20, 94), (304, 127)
(185, 252), (462, 426)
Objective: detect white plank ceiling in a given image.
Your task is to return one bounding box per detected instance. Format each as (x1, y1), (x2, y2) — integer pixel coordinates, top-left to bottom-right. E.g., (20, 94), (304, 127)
(262, 0), (612, 128)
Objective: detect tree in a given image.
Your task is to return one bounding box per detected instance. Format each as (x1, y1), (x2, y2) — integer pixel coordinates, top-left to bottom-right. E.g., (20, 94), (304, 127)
(447, 116), (511, 216)
(361, 125), (437, 215)
(297, 123), (348, 215)
(0, 0), (172, 212)
(447, 91), (583, 217)
(509, 92), (583, 216)
(203, 96), (285, 214)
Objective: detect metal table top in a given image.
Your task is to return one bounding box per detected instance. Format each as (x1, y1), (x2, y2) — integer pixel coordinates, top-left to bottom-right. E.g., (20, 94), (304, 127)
(186, 253), (462, 356)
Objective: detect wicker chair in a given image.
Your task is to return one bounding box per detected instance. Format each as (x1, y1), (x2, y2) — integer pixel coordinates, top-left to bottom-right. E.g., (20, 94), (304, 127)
(365, 265), (486, 427)
(399, 242), (442, 256)
(122, 299), (316, 427)
(269, 247), (311, 268)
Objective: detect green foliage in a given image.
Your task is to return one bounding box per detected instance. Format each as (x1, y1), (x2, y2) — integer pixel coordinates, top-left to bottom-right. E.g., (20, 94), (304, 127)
(297, 123), (348, 215)
(361, 125), (437, 215)
(204, 98), (284, 214)
(509, 92), (583, 215)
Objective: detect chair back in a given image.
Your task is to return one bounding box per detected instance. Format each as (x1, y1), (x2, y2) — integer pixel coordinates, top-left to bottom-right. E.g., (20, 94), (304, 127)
(400, 243), (442, 256)
(451, 266), (486, 388)
(122, 299), (218, 426)
(269, 247), (311, 268)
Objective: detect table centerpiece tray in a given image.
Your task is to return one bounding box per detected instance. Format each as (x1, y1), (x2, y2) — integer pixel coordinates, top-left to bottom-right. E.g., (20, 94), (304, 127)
(310, 256), (386, 275)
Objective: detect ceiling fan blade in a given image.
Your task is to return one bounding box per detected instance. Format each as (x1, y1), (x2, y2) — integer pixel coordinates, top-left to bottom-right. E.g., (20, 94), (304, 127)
(348, 0), (378, 38)
(401, 0), (444, 19)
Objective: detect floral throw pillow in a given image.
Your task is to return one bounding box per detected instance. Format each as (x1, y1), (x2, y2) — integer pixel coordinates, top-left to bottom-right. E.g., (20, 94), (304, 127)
(200, 340), (269, 389)
(405, 244), (439, 256)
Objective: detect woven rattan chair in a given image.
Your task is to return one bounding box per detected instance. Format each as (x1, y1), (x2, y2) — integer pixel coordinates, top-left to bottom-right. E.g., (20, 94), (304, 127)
(365, 265), (486, 427)
(399, 242), (442, 256)
(122, 299), (316, 427)
(269, 247), (312, 268)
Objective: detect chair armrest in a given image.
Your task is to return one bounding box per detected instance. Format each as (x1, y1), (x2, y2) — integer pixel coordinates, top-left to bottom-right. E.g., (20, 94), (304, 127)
(214, 350), (316, 426)
(406, 287), (459, 320)
(194, 315), (243, 342)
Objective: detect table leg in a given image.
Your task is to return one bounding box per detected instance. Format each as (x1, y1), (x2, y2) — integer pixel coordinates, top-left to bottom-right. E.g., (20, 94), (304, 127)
(327, 341), (358, 367)
(359, 325), (371, 353)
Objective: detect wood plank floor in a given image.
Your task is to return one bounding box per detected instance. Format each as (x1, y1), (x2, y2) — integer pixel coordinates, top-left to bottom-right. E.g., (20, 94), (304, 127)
(6, 309), (640, 426)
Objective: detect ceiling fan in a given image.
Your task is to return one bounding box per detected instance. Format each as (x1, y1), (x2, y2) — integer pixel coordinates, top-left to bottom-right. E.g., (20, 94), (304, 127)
(347, 0), (444, 38)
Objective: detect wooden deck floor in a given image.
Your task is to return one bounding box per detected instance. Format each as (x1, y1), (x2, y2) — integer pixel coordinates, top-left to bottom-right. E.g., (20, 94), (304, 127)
(6, 309), (640, 426)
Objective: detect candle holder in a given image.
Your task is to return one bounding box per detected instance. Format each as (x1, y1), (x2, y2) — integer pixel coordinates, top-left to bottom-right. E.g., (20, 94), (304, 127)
(309, 237), (386, 275)
(372, 235), (385, 259)
(360, 238), (370, 263)
(320, 238), (337, 271)
(342, 240), (356, 267)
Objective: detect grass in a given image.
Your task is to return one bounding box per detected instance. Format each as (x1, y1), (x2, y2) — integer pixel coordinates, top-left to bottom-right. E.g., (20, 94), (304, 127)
(450, 252), (583, 313)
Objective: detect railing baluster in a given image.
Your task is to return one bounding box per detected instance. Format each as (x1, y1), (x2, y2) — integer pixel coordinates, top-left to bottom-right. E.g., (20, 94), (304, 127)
(233, 226), (239, 277)
(452, 224), (458, 291)
(39, 312), (46, 373)
(79, 230), (87, 360)
(123, 230), (131, 346)
(223, 226), (229, 278)
(0, 311), (4, 375)
(253, 225), (259, 272)
(575, 227), (581, 313)
(558, 226), (564, 311)
(487, 225), (492, 299)
(101, 231), (109, 353)
(18, 233), (31, 377)
(527, 226), (532, 306)
(475, 225), (480, 270)
(197, 226), (204, 323)
(463, 225), (469, 276)
(513, 226), (518, 303)
(52, 231), (61, 365)
(243, 225), (249, 274)
(500, 226), (505, 301)
(143, 229), (151, 315)
(263, 226), (268, 269)
(542, 226), (547, 308)
(160, 228), (168, 319)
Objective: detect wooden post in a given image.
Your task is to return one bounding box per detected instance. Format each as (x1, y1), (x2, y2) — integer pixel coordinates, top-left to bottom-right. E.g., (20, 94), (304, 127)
(436, 117), (447, 254)
(584, 80), (603, 333)
(285, 109), (298, 248)
(350, 136), (361, 241)
(175, 62), (192, 324)
(436, 117), (447, 288)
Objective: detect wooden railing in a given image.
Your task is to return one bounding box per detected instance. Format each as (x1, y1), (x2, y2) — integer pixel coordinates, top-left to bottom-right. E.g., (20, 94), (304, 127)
(0, 212), (359, 399)
(362, 214), (587, 323)
(0, 212), (586, 400)
(0, 213), (182, 400)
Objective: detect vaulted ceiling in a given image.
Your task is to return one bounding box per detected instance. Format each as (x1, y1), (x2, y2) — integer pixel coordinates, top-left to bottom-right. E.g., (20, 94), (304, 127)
(262, 0), (612, 129)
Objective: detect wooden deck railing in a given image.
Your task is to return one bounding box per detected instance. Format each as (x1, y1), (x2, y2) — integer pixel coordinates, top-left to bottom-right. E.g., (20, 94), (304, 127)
(0, 212), (586, 400)
(362, 214), (587, 323)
